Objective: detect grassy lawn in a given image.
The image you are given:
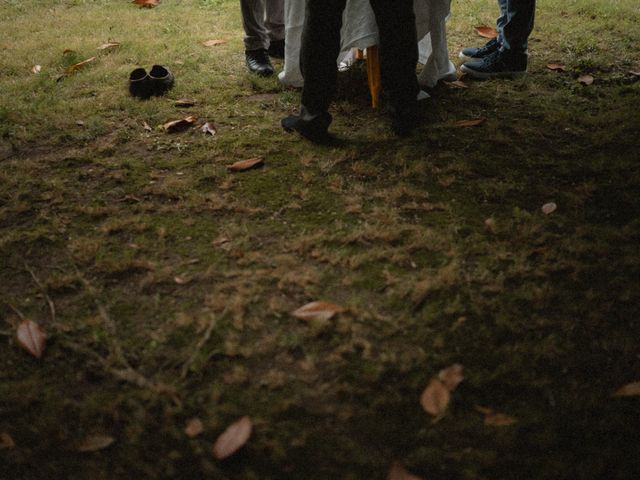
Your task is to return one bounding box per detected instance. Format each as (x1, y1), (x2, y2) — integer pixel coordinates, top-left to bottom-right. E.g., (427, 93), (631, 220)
(1, 0), (639, 478)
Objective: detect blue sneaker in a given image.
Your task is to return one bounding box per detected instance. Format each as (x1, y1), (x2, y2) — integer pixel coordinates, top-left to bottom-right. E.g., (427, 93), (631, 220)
(460, 49), (528, 80)
(458, 38), (501, 62)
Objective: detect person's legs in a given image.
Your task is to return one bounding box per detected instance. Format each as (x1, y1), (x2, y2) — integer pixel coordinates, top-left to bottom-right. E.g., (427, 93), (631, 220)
(501, 0), (535, 53)
(265, 0), (284, 43)
(496, 0), (509, 46)
(241, 0), (269, 51)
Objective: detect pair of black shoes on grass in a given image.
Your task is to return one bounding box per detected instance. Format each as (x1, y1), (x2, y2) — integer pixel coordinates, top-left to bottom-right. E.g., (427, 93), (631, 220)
(129, 65), (174, 99)
(245, 39), (285, 77)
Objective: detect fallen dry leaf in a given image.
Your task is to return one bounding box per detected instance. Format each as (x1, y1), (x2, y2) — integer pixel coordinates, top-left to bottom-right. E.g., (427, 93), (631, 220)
(227, 157), (264, 172)
(66, 56), (96, 74)
(212, 416), (252, 460)
(175, 98), (197, 108)
(201, 121), (218, 136)
(16, 320), (46, 358)
(388, 463), (423, 480)
(0, 432), (15, 450)
(613, 381), (640, 397)
(142, 121), (152, 132)
(97, 42), (120, 51)
(174, 275), (190, 285)
(133, 0), (160, 8)
(485, 412), (517, 426)
(444, 80), (469, 89)
(577, 74), (594, 86)
(185, 418), (205, 438)
(541, 202), (557, 215)
(420, 378), (450, 416)
(203, 39), (227, 47)
(63, 48), (75, 55)
(163, 116), (196, 133)
(630, 70), (640, 77)
(77, 434), (115, 452)
(292, 301), (345, 322)
(438, 363), (464, 392)
(31, 65), (42, 74)
(453, 118), (486, 128)
(546, 63), (566, 71)
(474, 26), (498, 39)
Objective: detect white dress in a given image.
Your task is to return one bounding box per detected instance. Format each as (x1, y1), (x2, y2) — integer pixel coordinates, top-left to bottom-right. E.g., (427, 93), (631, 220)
(278, 0), (456, 89)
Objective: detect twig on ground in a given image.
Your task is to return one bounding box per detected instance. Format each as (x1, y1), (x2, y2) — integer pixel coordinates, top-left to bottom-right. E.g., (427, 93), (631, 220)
(23, 261), (56, 325)
(180, 309), (225, 379)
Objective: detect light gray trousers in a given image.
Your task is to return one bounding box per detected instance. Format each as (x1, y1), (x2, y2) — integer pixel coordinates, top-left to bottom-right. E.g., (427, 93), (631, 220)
(241, 0), (285, 51)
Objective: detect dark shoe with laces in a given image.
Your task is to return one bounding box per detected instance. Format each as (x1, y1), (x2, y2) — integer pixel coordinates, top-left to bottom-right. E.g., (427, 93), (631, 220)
(149, 65), (174, 96)
(281, 108), (332, 143)
(129, 67), (153, 99)
(460, 49), (528, 79)
(246, 49), (274, 76)
(267, 39), (285, 59)
(458, 37), (501, 62)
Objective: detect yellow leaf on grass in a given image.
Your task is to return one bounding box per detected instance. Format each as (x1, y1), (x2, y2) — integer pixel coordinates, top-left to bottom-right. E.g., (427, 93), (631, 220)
(16, 320), (46, 358)
(453, 118), (486, 128)
(474, 26), (498, 39)
(77, 434), (115, 452)
(613, 381), (640, 397)
(291, 301), (346, 322)
(420, 378), (450, 416)
(212, 416), (252, 460)
(388, 463), (424, 480)
(438, 363), (464, 392)
(203, 39), (227, 47)
(227, 157), (264, 172)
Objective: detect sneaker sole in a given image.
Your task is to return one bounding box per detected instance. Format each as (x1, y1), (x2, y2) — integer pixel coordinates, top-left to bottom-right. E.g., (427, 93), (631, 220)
(458, 51), (482, 62)
(459, 64), (527, 80)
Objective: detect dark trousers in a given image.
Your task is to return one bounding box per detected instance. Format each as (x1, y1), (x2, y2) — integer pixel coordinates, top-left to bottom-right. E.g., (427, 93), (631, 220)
(498, 0), (536, 53)
(300, 0), (419, 114)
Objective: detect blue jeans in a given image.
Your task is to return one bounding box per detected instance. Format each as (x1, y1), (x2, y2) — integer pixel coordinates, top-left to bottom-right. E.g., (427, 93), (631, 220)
(496, 0), (536, 53)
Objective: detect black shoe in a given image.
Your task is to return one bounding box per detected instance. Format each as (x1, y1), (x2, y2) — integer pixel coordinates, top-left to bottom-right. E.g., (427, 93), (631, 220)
(281, 110), (332, 143)
(246, 49), (274, 76)
(388, 102), (419, 136)
(459, 37), (501, 62)
(129, 67), (153, 99)
(149, 65), (174, 96)
(267, 39), (285, 59)
(460, 49), (528, 79)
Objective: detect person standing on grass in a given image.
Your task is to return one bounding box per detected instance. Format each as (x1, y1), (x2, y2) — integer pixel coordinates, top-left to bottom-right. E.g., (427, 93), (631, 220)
(459, 0), (536, 79)
(281, 0), (420, 142)
(241, 0), (285, 76)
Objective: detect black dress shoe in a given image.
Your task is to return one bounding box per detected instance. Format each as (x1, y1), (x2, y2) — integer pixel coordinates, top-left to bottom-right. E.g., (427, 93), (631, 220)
(267, 39), (285, 59)
(281, 109), (332, 143)
(246, 49), (274, 77)
(129, 67), (153, 99)
(149, 65), (174, 96)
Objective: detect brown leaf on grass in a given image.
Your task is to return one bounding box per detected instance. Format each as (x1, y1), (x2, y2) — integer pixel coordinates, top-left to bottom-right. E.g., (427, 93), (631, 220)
(444, 80), (469, 89)
(438, 363), (464, 392)
(66, 56), (96, 74)
(185, 418), (205, 438)
(388, 463), (424, 480)
(77, 434), (115, 452)
(203, 39), (227, 47)
(420, 378), (450, 416)
(174, 275), (190, 285)
(63, 48), (75, 55)
(291, 301), (345, 322)
(201, 121), (218, 136)
(577, 74), (594, 86)
(212, 416), (252, 460)
(16, 320), (46, 358)
(142, 121), (152, 132)
(227, 157), (264, 172)
(475, 406), (517, 426)
(0, 432), (15, 450)
(97, 42), (120, 51)
(546, 63), (566, 71)
(163, 116), (196, 133)
(474, 26), (498, 39)
(541, 202), (557, 215)
(175, 98), (197, 108)
(612, 381), (640, 397)
(453, 118), (486, 128)
(31, 65), (42, 74)
(133, 0), (160, 8)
